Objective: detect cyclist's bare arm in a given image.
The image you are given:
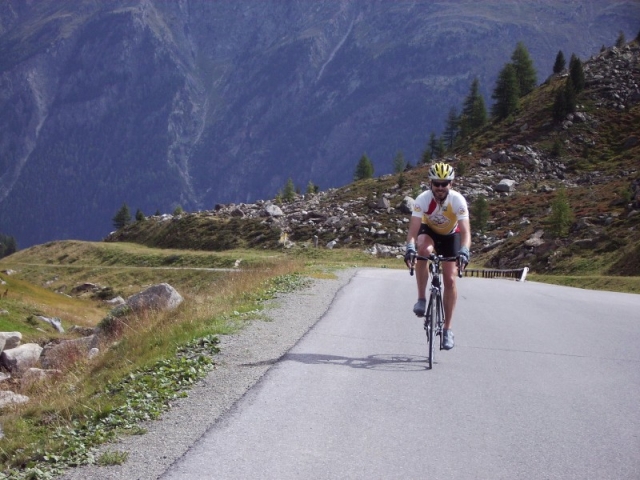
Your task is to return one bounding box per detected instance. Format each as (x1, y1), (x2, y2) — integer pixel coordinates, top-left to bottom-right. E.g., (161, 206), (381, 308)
(458, 218), (471, 252)
(405, 216), (423, 268)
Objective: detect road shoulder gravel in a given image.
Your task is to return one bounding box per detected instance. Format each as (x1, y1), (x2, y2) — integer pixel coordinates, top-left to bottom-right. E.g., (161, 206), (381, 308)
(60, 268), (357, 480)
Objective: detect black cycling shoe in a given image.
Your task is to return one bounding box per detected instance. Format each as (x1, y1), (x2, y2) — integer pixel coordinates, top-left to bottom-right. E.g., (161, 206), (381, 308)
(413, 299), (426, 316)
(443, 329), (455, 350)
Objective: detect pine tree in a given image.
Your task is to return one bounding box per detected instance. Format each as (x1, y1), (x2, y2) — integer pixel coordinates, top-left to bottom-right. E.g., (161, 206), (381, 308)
(510, 41), (537, 96)
(470, 196), (489, 234)
(553, 50), (566, 74)
(548, 187), (574, 237)
(354, 153), (374, 180)
(135, 209), (146, 222)
(442, 107), (459, 149)
(491, 63), (520, 120)
(420, 144), (432, 164)
(569, 54), (585, 93)
(459, 78), (487, 138)
(282, 178), (296, 202)
(0, 233), (18, 259)
(112, 203), (132, 230)
(552, 77), (577, 123)
(616, 31), (626, 48)
(428, 132), (439, 159)
(306, 180), (319, 194)
(392, 151), (406, 174)
(437, 137), (445, 158)
(564, 77), (577, 113)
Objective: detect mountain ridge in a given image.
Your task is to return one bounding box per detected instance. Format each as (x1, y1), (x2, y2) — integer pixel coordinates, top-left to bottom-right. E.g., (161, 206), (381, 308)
(1, 0), (639, 247)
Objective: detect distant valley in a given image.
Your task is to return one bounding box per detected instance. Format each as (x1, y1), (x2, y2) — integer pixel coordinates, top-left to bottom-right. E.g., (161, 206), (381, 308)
(0, 0), (639, 247)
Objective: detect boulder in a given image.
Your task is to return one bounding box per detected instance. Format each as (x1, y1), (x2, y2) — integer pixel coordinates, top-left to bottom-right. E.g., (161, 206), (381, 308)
(397, 196), (415, 214)
(0, 343), (43, 374)
(0, 391), (29, 409)
(105, 296), (125, 306)
(126, 283), (184, 312)
(36, 316), (64, 333)
(495, 179), (516, 193)
(263, 204), (284, 217)
(0, 332), (22, 352)
(41, 335), (99, 369)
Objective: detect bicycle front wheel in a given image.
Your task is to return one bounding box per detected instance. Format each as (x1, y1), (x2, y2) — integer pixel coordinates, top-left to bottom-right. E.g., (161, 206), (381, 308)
(425, 292), (437, 369)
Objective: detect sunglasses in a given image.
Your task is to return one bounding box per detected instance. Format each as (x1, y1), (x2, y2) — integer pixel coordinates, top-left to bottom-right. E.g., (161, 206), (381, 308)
(431, 181), (451, 188)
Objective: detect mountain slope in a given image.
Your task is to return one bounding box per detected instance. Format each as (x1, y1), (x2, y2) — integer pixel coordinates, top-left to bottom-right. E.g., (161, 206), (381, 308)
(1, 0), (639, 247)
(108, 39), (640, 277)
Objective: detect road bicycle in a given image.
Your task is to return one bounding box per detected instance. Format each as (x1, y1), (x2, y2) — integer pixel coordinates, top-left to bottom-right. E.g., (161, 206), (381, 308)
(410, 253), (462, 369)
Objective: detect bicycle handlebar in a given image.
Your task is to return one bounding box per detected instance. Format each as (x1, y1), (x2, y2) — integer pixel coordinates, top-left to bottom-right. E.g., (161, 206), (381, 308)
(409, 253), (464, 278)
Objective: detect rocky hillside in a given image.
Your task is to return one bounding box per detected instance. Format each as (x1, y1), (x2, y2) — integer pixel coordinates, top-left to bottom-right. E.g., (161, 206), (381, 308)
(108, 40), (640, 276)
(1, 0), (639, 248)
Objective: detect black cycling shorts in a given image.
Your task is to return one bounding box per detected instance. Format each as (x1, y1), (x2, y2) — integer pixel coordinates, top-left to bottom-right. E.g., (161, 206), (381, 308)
(418, 224), (460, 259)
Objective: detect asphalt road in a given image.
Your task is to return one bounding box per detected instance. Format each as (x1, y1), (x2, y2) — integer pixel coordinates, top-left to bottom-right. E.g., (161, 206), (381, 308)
(162, 269), (640, 480)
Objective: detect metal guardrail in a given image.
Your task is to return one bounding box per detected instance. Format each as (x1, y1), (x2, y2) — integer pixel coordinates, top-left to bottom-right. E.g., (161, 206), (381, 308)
(463, 267), (529, 282)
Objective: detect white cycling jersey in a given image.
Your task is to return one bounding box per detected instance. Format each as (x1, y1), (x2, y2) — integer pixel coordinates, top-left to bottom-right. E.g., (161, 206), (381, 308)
(411, 189), (469, 236)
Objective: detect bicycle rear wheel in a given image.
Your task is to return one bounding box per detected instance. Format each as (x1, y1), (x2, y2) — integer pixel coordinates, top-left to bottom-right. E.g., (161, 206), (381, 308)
(425, 292), (437, 369)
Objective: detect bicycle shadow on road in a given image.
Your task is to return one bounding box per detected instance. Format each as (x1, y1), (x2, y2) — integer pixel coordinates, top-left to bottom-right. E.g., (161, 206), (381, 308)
(282, 353), (429, 371)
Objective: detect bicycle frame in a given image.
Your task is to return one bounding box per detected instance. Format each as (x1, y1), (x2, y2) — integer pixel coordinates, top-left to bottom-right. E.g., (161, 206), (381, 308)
(410, 253), (461, 368)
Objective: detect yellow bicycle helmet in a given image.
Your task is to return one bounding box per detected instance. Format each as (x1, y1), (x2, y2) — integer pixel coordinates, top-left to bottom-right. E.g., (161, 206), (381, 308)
(428, 162), (455, 181)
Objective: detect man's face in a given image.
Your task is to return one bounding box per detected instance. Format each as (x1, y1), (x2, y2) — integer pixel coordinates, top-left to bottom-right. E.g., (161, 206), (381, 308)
(431, 180), (451, 200)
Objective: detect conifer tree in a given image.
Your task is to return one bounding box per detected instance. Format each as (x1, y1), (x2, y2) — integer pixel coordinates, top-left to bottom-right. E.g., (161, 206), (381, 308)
(552, 77), (577, 122)
(0, 233), (17, 259)
(392, 151), (406, 174)
(616, 31), (626, 48)
(491, 63), (520, 120)
(112, 203), (132, 229)
(470, 196), (489, 234)
(282, 178), (296, 202)
(569, 54), (585, 92)
(548, 187), (574, 237)
(354, 153), (374, 180)
(306, 180), (319, 194)
(553, 50), (566, 74)
(420, 146), (432, 165)
(510, 41), (537, 96)
(428, 132), (440, 159)
(442, 107), (459, 149)
(459, 78), (487, 138)
(135, 209), (146, 222)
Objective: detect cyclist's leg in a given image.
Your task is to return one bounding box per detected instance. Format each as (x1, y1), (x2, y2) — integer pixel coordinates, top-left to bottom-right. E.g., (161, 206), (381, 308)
(442, 261), (458, 330)
(441, 232), (461, 330)
(416, 226), (435, 298)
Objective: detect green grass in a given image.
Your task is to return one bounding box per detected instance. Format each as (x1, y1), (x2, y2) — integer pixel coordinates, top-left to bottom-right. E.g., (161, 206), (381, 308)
(528, 274), (640, 294)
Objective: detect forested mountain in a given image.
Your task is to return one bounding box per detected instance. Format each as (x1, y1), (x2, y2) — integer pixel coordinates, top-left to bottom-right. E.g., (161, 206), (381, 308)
(1, 0), (638, 247)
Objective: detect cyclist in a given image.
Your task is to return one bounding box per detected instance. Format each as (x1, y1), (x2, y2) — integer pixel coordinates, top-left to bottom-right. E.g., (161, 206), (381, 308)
(404, 162), (471, 350)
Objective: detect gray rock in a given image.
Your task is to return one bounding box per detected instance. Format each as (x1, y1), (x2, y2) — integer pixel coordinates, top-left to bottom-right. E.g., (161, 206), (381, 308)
(0, 332), (22, 350)
(36, 316), (64, 333)
(41, 336), (98, 369)
(0, 390), (29, 409)
(0, 343), (43, 374)
(495, 179), (516, 193)
(105, 296), (125, 306)
(397, 196), (415, 214)
(126, 284), (184, 312)
(264, 204), (284, 217)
